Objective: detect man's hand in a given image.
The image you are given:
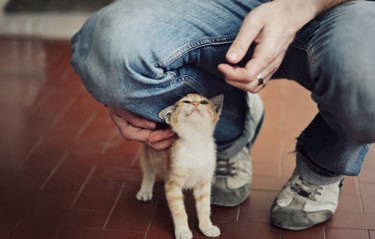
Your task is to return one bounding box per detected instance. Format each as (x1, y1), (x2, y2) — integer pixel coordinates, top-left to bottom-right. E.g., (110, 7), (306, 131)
(108, 106), (176, 150)
(218, 0), (344, 93)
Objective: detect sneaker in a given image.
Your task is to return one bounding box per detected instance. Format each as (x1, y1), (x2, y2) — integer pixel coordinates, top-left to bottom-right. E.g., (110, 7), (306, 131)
(211, 93), (264, 207)
(270, 173), (344, 230)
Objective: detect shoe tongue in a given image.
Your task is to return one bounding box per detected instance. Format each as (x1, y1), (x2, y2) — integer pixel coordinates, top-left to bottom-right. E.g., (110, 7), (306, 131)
(295, 155), (344, 185)
(276, 189), (294, 207)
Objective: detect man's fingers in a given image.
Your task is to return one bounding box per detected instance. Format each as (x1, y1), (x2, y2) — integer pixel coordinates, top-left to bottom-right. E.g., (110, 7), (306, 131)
(148, 128), (176, 143)
(108, 106), (156, 130)
(110, 113), (152, 141)
(243, 28), (285, 77)
(226, 13), (263, 64)
(110, 112), (175, 143)
(218, 64), (253, 82)
(148, 138), (176, 151)
(220, 39), (278, 83)
(223, 52), (284, 93)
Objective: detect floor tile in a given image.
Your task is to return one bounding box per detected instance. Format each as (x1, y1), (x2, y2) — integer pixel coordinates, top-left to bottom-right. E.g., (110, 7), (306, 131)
(214, 222), (281, 239)
(10, 216), (61, 239)
(55, 227), (145, 239)
(0, 211), (21, 239)
(73, 176), (123, 211)
(62, 209), (108, 229)
(327, 212), (375, 230)
(360, 183), (375, 213)
(282, 225), (325, 239)
(370, 230), (375, 239)
(104, 182), (160, 232)
(1, 37), (375, 239)
(238, 190), (278, 224)
(326, 228), (370, 239)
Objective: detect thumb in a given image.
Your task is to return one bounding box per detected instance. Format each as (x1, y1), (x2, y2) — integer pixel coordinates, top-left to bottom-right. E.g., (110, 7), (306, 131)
(227, 12), (263, 64)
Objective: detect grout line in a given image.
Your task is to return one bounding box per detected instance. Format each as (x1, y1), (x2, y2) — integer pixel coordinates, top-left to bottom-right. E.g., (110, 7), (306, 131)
(278, 140), (285, 177)
(33, 89), (54, 110)
(279, 102), (286, 132)
(74, 110), (97, 140)
(354, 177), (366, 213)
(131, 146), (143, 168)
(236, 206), (241, 222)
(52, 226), (62, 239)
(40, 151), (69, 191)
(143, 198), (160, 239)
(102, 182), (125, 229)
(323, 224), (327, 239)
(280, 80), (288, 98)
(70, 165), (97, 209)
(20, 136), (45, 165)
(9, 219), (23, 238)
(73, 208), (107, 213)
(101, 128), (118, 155)
(50, 98), (76, 127)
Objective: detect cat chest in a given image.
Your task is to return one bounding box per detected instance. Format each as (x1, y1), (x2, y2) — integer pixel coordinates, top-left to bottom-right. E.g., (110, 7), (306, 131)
(172, 150), (216, 189)
(184, 165), (215, 189)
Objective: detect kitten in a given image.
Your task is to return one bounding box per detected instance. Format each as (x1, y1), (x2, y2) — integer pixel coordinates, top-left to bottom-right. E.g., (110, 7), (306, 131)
(136, 94), (223, 239)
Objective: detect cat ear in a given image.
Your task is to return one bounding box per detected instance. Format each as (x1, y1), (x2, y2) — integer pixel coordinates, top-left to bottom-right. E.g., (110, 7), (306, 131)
(158, 106), (174, 124)
(209, 94), (224, 116)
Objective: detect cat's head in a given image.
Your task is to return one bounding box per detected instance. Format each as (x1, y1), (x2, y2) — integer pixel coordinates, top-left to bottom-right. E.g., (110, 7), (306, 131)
(158, 94), (224, 131)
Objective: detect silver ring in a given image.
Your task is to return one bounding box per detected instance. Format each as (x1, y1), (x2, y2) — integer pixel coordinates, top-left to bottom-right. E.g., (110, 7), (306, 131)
(256, 73), (264, 86)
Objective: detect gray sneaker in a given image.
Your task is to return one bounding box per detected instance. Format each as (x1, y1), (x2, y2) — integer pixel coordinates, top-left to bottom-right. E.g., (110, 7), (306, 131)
(211, 93), (264, 207)
(270, 173), (344, 230)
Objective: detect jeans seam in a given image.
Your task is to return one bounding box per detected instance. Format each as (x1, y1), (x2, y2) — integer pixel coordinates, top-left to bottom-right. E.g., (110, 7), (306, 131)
(176, 75), (211, 96)
(290, 40), (316, 81)
(291, 1), (354, 80)
(123, 75), (209, 104)
(154, 36), (236, 68)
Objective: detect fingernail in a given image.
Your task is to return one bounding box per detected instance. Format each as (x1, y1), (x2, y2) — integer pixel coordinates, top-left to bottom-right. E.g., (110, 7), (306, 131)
(228, 52), (238, 62)
(166, 130), (175, 136)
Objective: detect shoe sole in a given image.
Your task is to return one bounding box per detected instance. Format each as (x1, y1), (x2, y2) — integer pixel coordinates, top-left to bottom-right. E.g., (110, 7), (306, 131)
(270, 202), (333, 230)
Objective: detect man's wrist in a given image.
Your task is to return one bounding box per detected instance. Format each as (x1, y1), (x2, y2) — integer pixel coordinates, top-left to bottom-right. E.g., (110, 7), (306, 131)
(309, 0), (350, 16)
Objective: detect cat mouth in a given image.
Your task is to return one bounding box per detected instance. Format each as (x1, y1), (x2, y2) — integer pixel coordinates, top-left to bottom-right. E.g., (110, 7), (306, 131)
(186, 109), (203, 117)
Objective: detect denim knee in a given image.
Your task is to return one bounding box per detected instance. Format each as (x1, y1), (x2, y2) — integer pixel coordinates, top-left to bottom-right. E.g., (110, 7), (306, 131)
(308, 1), (375, 143)
(71, 2), (172, 109)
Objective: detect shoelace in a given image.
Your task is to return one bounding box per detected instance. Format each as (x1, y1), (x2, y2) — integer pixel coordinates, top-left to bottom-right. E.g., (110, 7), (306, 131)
(290, 176), (323, 201)
(215, 158), (236, 176)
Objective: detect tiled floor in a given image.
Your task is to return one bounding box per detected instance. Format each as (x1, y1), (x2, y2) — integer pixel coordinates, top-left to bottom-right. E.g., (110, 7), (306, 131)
(0, 37), (374, 239)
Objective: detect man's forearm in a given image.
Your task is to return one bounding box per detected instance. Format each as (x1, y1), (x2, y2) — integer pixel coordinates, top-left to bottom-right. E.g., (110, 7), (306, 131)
(272, 0), (351, 31)
(313, 0), (350, 14)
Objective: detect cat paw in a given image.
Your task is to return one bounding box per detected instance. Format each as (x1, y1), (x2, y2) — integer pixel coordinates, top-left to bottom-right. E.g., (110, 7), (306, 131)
(175, 230), (193, 239)
(201, 225), (221, 237)
(136, 190), (152, 201)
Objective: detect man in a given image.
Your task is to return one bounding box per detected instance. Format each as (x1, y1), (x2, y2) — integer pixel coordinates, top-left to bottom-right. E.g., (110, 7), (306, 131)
(71, 0), (375, 230)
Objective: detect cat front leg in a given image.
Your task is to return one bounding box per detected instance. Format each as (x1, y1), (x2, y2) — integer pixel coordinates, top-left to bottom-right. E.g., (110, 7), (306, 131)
(165, 179), (192, 239)
(136, 154), (155, 201)
(194, 182), (220, 237)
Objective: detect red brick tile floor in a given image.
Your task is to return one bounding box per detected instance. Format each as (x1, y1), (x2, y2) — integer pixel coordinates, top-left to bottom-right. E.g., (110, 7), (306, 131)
(0, 37), (374, 239)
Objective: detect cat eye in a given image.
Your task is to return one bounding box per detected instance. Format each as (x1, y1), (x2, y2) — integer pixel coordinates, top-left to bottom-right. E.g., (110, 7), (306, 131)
(200, 100), (209, 105)
(182, 100), (191, 104)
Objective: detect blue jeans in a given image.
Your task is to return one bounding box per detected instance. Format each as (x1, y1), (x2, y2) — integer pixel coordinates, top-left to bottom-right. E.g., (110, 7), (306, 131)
(71, 0), (375, 177)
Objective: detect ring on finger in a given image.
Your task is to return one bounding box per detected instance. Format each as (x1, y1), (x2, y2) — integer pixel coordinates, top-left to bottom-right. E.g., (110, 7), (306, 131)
(256, 73), (264, 86)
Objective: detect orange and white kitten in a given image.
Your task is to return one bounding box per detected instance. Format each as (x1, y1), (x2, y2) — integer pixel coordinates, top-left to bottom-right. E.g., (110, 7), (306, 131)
(136, 94), (223, 239)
